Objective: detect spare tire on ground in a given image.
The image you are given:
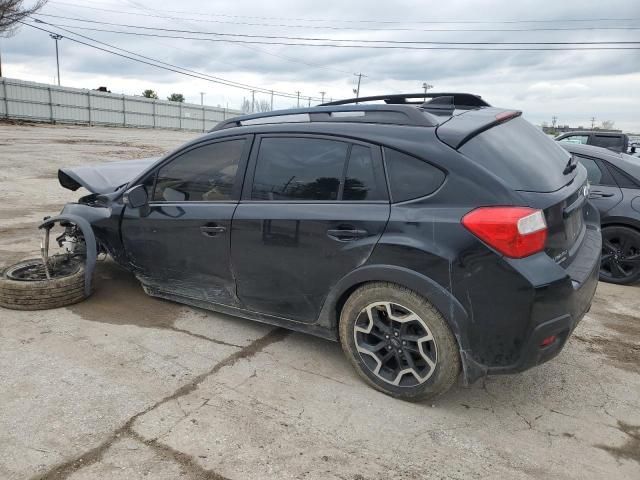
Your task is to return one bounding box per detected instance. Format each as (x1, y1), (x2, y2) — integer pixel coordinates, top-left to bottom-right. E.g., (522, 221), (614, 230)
(0, 256), (89, 310)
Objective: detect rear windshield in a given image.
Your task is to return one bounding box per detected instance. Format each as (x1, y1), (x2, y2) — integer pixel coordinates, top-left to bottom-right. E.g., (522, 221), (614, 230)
(459, 117), (575, 192)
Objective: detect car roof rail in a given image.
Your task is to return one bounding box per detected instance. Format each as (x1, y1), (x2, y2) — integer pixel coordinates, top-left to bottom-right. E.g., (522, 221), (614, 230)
(210, 104), (442, 131)
(321, 92), (490, 109)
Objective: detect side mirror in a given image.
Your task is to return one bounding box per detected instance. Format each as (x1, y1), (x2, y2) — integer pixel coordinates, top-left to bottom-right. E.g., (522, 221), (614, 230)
(123, 185), (148, 209)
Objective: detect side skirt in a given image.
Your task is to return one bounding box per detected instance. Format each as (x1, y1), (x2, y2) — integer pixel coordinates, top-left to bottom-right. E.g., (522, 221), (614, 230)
(141, 283), (338, 342)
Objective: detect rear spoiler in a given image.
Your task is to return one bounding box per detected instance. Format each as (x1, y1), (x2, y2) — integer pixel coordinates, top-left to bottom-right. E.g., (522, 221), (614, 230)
(436, 108), (521, 149)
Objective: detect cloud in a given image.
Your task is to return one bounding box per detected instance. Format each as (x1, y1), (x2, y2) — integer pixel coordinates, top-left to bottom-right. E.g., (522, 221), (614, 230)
(1, 0), (639, 130)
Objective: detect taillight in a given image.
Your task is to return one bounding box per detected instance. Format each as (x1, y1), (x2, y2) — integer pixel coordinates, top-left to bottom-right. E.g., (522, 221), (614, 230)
(462, 207), (547, 259)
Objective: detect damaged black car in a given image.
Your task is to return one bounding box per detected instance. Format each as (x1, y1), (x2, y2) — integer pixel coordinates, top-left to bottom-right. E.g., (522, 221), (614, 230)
(0, 93), (601, 400)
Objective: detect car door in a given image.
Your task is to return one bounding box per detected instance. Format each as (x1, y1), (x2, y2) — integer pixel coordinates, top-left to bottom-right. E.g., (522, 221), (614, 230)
(231, 135), (390, 323)
(121, 136), (252, 305)
(575, 154), (622, 213)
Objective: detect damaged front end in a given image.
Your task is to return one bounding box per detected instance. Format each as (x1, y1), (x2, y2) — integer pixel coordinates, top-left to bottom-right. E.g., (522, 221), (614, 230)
(38, 157), (160, 295)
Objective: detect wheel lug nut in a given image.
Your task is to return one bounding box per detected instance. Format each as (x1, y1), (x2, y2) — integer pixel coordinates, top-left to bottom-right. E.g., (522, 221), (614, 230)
(402, 341), (406, 345)
(387, 346), (392, 350)
(385, 335), (389, 339)
(399, 349), (403, 353)
(394, 332), (399, 337)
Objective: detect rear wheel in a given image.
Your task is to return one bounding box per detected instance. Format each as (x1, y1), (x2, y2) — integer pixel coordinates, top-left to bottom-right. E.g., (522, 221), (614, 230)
(339, 282), (460, 401)
(600, 226), (640, 285)
(0, 255), (88, 310)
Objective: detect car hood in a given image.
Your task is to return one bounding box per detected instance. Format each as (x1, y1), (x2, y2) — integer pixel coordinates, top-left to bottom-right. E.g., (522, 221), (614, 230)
(58, 157), (159, 194)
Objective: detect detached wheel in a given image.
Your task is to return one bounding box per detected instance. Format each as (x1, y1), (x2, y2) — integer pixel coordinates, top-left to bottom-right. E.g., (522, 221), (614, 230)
(339, 282), (460, 401)
(600, 226), (640, 285)
(0, 256), (88, 310)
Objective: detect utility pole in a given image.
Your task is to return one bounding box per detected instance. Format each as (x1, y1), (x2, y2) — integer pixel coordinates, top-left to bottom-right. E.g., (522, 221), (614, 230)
(551, 116), (558, 129)
(319, 91), (326, 104)
(200, 92), (205, 106)
(296, 91), (301, 108)
(50, 34), (63, 86)
(308, 97), (311, 107)
(422, 82), (433, 101)
(354, 73), (365, 102)
(591, 117), (596, 130)
(270, 90), (274, 111)
(251, 90), (255, 113)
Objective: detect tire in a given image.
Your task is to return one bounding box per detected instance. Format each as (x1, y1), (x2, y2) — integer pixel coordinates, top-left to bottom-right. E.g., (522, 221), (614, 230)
(0, 256), (89, 310)
(600, 226), (640, 285)
(339, 282), (460, 401)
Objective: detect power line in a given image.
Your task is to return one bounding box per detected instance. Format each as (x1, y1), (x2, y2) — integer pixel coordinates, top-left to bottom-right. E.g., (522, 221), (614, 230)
(29, 20), (640, 50)
(45, 2), (640, 33)
(20, 21), (325, 101)
(109, 0), (353, 77)
(32, 14), (640, 45)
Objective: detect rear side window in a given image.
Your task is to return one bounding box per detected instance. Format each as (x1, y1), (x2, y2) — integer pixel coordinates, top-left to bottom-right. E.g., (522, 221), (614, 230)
(384, 148), (445, 202)
(590, 135), (623, 151)
(153, 139), (245, 202)
(252, 137), (348, 201)
(459, 117), (573, 193)
(343, 145), (387, 201)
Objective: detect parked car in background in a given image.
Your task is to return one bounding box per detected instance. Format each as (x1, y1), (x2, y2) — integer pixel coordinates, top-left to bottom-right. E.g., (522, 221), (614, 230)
(1, 93), (601, 401)
(556, 130), (629, 153)
(560, 143), (640, 284)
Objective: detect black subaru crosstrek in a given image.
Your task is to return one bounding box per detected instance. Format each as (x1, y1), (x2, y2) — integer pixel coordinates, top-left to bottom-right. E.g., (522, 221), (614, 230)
(0, 93), (601, 400)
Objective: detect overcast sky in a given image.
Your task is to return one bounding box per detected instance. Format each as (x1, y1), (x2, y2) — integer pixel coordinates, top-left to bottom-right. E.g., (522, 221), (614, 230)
(2, 0), (639, 131)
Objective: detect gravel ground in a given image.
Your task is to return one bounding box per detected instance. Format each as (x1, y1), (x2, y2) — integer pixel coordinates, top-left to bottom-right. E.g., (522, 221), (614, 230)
(0, 123), (638, 480)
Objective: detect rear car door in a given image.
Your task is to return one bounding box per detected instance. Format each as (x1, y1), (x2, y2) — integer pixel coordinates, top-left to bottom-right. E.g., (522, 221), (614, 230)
(121, 136), (252, 305)
(574, 154), (623, 213)
(231, 135), (390, 323)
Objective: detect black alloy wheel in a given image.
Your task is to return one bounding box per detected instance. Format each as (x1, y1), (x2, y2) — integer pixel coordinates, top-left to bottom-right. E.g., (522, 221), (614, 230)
(600, 226), (640, 285)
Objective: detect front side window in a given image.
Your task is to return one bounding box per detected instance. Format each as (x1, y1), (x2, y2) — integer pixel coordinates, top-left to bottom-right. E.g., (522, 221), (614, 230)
(153, 139), (245, 202)
(559, 135), (589, 145)
(576, 156), (603, 184)
(252, 137), (348, 201)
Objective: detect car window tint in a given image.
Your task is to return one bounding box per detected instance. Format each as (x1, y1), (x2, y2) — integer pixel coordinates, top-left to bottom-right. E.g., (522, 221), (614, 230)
(591, 135), (623, 150)
(576, 156), (603, 184)
(252, 137), (348, 201)
(608, 163), (640, 188)
(384, 148), (445, 202)
(343, 145), (387, 201)
(153, 140), (245, 202)
(559, 135), (589, 145)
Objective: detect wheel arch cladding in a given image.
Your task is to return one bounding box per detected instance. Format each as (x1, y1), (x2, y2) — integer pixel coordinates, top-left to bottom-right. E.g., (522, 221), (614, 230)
(318, 265), (482, 383)
(39, 214), (97, 297)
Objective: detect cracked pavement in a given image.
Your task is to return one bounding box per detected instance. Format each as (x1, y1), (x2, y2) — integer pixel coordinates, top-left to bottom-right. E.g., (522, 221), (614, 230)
(1, 124), (639, 479)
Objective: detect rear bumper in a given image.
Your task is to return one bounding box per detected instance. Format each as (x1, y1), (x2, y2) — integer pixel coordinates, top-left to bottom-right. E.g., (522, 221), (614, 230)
(488, 257), (599, 376)
(462, 222), (601, 382)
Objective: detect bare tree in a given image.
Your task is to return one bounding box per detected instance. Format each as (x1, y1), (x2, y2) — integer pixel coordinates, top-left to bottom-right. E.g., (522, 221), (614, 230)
(600, 120), (615, 130)
(0, 0), (48, 35)
(255, 99), (272, 113)
(240, 98), (251, 114)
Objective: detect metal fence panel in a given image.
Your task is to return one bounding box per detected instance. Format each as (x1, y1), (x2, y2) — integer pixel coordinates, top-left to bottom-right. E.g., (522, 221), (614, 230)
(0, 77), (240, 131)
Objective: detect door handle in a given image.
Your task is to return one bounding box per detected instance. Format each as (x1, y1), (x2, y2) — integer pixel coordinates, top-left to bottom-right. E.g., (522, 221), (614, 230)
(589, 191), (614, 199)
(327, 228), (368, 241)
(200, 225), (226, 237)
